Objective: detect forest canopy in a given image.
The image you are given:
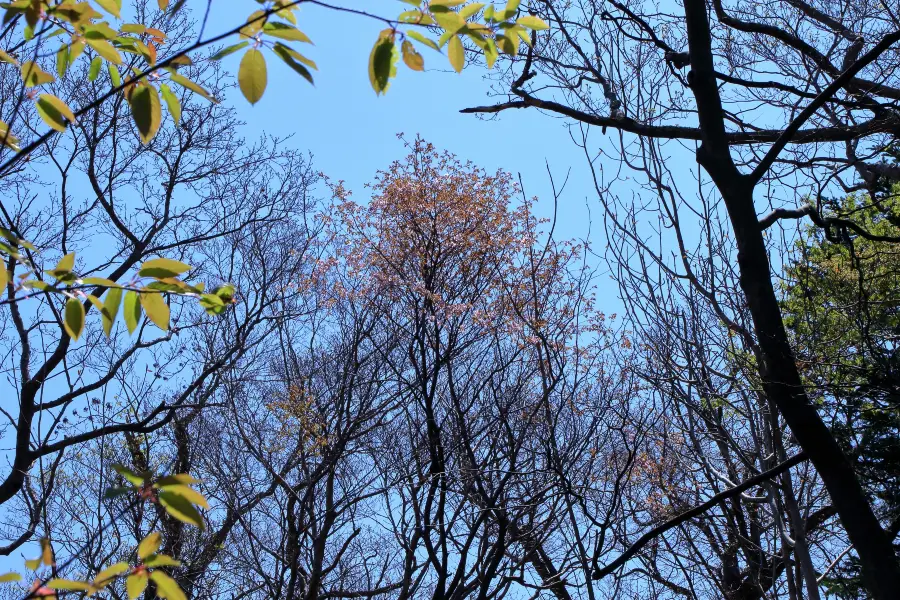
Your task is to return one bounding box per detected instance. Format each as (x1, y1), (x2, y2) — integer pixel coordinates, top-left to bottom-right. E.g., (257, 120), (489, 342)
(1, 1), (900, 599)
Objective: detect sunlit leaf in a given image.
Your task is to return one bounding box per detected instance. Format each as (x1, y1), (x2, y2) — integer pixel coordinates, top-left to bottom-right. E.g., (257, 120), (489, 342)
(137, 532), (162, 560)
(158, 490), (204, 530)
(36, 94), (76, 132)
(406, 30), (440, 52)
(159, 84), (180, 124)
(108, 63), (121, 86)
(448, 35), (464, 72)
(156, 473), (201, 485)
(20, 60), (55, 87)
(168, 73), (216, 103)
(368, 29), (397, 95)
(86, 38), (122, 64)
(155, 484), (209, 509)
(64, 297), (85, 340)
(150, 571), (186, 600)
(262, 22), (312, 43)
(123, 290), (141, 333)
(401, 40), (424, 71)
(88, 55), (102, 80)
(94, 0), (121, 17)
(139, 291), (169, 330)
(128, 84), (162, 144)
(126, 573), (148, 600)
(238, 48), (267, 105)
(101, 286), (122, 337)
(517, 15), (549, 30)
(272, 43), (314, 84)
(142, 554), (181, 567)
(433, 11), (466, 37)
(93, 562), (129, 585)
(113, 464), (145, 485)
(0, 48), (15, 64)
(459, 2), (486, 19)
(209, 41), (248, 61)
(139, 258), (191, 278)
(0, 573), (21, 582)
(47, 579), (93, 592)
(41, 538), (55, 567)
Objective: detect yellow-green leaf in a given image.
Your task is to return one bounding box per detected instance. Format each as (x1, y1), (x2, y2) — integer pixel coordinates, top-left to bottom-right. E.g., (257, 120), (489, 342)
(94, 0), (121, 18)
(123, 291), (141, 334)
(64, 297), (85, 340)
(137, 532), (161, 560)
(448, 35), (464, 72)
(156, 473), (201, 485)
(0, 573), (21, 582)
(36, 94), (76, 132)
(150, 571), (186, 600)
(406, 30), (440, 52)
(168, 73), (216, 103)
(108, 63), (122, 86)
(459, 2), (486, 19)
(0, 48), (15, 65)
(20, 61), (55, 87)
(138, 257), (191, 278)
(158, 490), (204, 530)
(139, 291), (169, 330)
(41, 538), (55, 566)
(517, 15), (549, 30)
(238, 49), (267, 105)
(271, 43), (314, 84)
(368, 30), (397, 95)
(159, 83), (181, 124)
(102, 286), (122, 337)
(142, 554), (181, 567)
(155, 484), (208, 509)
(126, 573), (148, 600)
(433, 11), (466, 37)
(86, 38), (122, 64)
(47, 578), (94, 592)
(262, 22), (312, 43)
(209, 41), (248, 61)
(55, 253), (76, 273)
(128, 84), (162, 144)
(88, 55), (102, 80)
(0, 267), (6, 297)
(401, 40), (424, 71)
(93, 561), (129, 585)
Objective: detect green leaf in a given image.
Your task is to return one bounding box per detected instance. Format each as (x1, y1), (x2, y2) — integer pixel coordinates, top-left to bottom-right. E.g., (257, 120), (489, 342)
(155, 484), (209, 509)
(139, 292), (169, 330)
(484, 37), (498, 68)
(137, 532), (161, 560)
(368, 30), (397, 95)
(108, 63), (122, 86)
(94, 0), (121, 17)
(64, 297), (85, 340)
(56, 43), (69, 78)
(156, 473), (201, 485)
(433, 11), (466, 37)
(139, 257), (191, 278)
(20, 61), (55, 87)
(113, 463), (145, 485)
(159, 84), (180, 124)
(459, 3), (486, 19)
(129, 84), (162, 144)
(55, 252), (76, 273)
(36, 94), (76, 132)
(209, 41), (248, 61)
(126, 573), (148, 600)
(0, 48), (16, 65)
(47, 578), (94, 592)
(158, 490), (204, 530)
(88, 55), (102, 80)
(516, 15), (549, 30)
(406, 30), (440, 52)
(0, 267), (6, 297)
(238, 49), (267, 105)
(93, 562), (130, 584)
(143, 554), (181, 567)
(0, 573), (21, 582)
(24, 558), (40, 571)
(123, 290), (141, 333)
(87, 38), (122, 64)
(120, 23), (146, 34)
(101, 286), (122, 337)
(168, 73), (216, 103)
(401, 39), (424, 71)
(448, 35), (464, 72)
(272, 43), (314, 84)
(262, 22), (312, 43)
(150, 571), (187, 600)
(500, 0), (521, 19)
